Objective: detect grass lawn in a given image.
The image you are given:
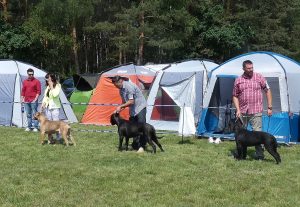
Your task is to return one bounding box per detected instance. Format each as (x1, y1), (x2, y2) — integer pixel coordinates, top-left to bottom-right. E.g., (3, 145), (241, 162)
(0, 124), (299, 207)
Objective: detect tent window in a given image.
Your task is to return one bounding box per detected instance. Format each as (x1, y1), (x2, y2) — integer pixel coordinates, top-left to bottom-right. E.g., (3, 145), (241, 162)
(150, 87), (180, 121)
(264, 77), (280, 112)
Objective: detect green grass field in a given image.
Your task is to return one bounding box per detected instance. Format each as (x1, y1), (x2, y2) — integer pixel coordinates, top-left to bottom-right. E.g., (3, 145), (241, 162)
(0, 124), (299, 207)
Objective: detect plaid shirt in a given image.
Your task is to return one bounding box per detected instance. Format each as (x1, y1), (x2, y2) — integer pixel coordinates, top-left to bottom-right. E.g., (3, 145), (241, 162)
(233, 72), (269, 114)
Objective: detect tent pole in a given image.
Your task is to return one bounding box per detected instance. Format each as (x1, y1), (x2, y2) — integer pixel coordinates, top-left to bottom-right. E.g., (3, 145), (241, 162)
(181, 103), (185, 144)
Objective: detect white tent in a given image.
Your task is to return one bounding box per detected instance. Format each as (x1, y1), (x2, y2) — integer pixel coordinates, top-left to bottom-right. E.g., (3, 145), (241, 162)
(144, 64), (170, 73)
(146, 59), (219, 135)
(0, 60), (78, 127)
(197, 51), (300, 143)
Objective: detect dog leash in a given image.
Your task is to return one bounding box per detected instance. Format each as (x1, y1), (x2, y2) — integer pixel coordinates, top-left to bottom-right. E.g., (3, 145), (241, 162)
(267, 115), (271, 133)
(72, 129), (117, 134)
(235, 115), (246, 129)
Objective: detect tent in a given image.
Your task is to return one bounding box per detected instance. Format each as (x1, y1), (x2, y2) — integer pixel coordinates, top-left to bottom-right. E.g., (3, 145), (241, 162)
(144, 63), (170, 73)
(146, 59), (219, 135)
(196, 51), (300, 144)
(0, 60), (78, 127)
(70, 73), (100, 114)
(73, 73), (101, 90)
(81, 63), (166, 125)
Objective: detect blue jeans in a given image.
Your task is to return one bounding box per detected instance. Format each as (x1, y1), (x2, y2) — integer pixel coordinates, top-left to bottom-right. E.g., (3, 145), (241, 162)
(24, 101), (39, 129)
(130, 108), (146, 124)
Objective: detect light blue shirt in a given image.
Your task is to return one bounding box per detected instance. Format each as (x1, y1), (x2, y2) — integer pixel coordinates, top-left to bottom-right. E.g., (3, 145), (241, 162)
(120, 81), (147, 116)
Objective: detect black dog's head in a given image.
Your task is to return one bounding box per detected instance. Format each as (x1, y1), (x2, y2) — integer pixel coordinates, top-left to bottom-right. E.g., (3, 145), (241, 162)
(110, 113), (119, 126)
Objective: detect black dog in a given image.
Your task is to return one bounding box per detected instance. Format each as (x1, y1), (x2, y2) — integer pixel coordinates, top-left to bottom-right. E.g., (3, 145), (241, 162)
(110, 113), (164, 153)
(233, 117), (281, 164)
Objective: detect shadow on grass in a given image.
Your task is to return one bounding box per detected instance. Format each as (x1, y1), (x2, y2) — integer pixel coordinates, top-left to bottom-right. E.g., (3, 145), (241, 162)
(229, 148), (278, 163)
(177, 139), (194, 145)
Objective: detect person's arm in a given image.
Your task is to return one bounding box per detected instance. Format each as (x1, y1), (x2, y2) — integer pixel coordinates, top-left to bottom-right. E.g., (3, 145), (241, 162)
(116, 99), (134, 113)
(21, 81), (26, 103)
(41, 86), (49, 110)
(49, 83), (61, 98)
(115, 83), (136, 113)
(33, 80), (42, 102)
(33, 94), (39, 102)
(266, 89), (272, 116)
(233, 96), (241, 118)
(232, 79), (241, 118)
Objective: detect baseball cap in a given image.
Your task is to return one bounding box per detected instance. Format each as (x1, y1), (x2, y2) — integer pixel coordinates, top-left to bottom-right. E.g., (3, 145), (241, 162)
(109, 76), (129, 83)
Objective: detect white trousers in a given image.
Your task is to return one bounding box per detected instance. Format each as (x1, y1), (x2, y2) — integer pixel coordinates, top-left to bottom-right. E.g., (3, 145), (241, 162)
(45, 108), (61, 140)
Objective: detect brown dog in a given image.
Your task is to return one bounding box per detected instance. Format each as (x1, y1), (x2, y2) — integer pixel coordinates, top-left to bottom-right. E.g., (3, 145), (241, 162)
(34, 112), (76, 146)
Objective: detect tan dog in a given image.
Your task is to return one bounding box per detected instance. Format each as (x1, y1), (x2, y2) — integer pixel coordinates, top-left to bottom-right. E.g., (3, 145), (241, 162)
(34, 112), (76, 146)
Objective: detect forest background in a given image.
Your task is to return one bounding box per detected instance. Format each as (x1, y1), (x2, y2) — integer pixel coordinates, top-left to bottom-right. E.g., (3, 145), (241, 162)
(1, 0), (300, 76)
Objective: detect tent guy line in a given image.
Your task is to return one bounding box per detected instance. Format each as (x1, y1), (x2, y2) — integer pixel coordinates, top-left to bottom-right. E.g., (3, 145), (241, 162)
(1, 101), (298, 113)
(0, 101), (182, 107)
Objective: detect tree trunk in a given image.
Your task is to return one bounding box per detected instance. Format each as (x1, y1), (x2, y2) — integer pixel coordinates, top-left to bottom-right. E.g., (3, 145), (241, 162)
(137, 0), (144, 65)
(83, 33), (88, 73)
(0, 0), (8, 21)
(99, 33), (102, 70)
(225, 0), (231, 15)
(96, 39), (99, 70)
(123, 50), (127, 63)
(119, 49), (122, 65)
(71, 24), (80, 74)
(24, 0), (28, 18)
(137, 31), (144, 65)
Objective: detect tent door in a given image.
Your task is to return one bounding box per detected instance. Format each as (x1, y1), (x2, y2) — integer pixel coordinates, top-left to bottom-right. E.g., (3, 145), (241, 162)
(0, 74), (16, 126)
(150, 87), (180, 121)
(204, 76), (236, 133)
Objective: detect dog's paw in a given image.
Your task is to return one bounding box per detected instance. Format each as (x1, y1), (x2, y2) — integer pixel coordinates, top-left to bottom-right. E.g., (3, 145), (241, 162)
(41, 140), (48, 145)
(137, 147), (144, 153)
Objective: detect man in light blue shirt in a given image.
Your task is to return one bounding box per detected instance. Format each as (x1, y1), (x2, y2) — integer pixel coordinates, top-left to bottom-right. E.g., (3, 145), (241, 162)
(111, 75), (147, 152)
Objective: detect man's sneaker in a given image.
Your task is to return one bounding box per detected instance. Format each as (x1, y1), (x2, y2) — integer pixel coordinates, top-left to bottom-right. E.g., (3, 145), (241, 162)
(25, 127), (31, 132)
(215, 138), (222, 144)
(208, 137), (214, 143)
(32, 128), (39, 132)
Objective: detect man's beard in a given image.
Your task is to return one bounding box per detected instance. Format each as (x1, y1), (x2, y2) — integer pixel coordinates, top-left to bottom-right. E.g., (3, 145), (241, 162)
(245, 71), (253, 77)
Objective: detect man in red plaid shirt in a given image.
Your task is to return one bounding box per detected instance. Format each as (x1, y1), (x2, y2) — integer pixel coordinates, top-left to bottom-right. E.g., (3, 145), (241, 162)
(233, 60), (272, 160)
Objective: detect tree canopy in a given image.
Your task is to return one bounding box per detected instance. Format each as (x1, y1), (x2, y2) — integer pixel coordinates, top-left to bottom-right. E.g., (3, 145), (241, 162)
(0, 0), (300, 76)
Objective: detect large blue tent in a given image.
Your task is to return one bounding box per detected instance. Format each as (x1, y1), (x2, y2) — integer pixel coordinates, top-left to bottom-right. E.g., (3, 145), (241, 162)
(196, 52), (300, 144)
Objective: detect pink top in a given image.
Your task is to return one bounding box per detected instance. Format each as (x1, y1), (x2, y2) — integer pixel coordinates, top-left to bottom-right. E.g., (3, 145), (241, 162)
(233, 72), (269, 114)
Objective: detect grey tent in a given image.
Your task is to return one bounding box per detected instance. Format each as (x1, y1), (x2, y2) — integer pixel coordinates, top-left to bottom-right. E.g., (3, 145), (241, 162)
(0, 60), (78, 127)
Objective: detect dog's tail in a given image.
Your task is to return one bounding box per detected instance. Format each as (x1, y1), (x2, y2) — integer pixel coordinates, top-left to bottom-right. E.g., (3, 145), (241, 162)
(157, 136), (164, 139)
